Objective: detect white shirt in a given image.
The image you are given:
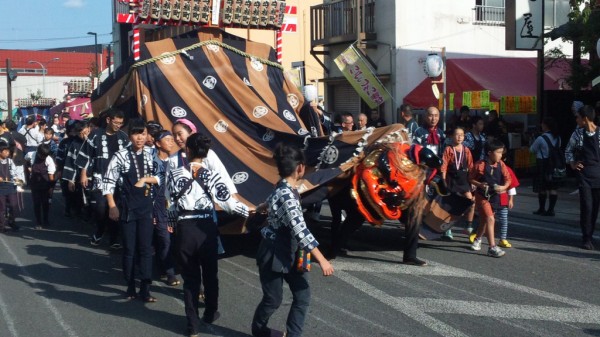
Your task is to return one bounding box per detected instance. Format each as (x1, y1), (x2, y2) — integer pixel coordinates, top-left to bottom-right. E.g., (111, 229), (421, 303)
(27, 155), (56, 175)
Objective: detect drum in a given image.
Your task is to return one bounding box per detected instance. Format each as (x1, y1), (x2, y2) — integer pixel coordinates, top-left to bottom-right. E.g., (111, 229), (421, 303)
(423, 194), (473, 233)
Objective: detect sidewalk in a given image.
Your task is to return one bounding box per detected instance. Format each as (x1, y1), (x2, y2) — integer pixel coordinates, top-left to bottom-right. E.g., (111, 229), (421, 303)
(510, 177), (580, 228)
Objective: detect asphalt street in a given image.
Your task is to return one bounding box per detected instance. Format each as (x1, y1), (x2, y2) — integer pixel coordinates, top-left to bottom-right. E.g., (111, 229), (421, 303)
(1, 187), (600, 337)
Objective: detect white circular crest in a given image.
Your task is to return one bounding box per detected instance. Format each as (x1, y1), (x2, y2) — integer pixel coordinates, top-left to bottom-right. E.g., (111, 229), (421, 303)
(160, 52), (176, 65)
(262, 129), (275, 142)
(287, 94), (299, 109)
(206, 44), (220, 53)
(297, 128), (309, 136)
(243, 77), (252, 86)
(232, 172), (249, 184)
(214, 120), (229, 133)
(250, 57), (264, 72)
(322, 146), (339, 164)
(171, 106), (187, 118)
(283, 110), (296, 122)
(253, 106), (269, 118)
(202, 76), (217, 90)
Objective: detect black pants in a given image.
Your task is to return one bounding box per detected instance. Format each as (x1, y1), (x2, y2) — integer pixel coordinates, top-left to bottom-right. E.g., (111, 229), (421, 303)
(0, 193), (19, 229)
(121, 216), (154, 297)
(579, 185), (600, 243)
(154, 219), (175, 278)
(31, 188), (50, 226)
(252, 268), (310, 337)
(176, 217), (219, 335)
(90, 189), (119, 244)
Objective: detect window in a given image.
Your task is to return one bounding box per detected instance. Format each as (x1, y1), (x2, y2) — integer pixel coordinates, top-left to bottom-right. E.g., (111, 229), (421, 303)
(474, 0), (505, 26)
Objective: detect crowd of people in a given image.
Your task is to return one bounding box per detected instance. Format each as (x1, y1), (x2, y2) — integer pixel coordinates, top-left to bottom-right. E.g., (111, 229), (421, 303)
(0, 98), (599, 337)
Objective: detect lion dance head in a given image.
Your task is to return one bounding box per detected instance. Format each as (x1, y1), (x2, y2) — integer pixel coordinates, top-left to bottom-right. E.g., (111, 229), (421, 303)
(352, 142), (442, 226)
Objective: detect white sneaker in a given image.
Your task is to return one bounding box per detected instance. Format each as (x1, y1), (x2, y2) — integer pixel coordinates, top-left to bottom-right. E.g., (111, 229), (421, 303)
(471, 238), (482, 251)
(488, 246), (505, 257)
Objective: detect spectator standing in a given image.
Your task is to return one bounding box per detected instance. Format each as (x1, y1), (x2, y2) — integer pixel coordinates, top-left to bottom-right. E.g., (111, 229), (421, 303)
(341, 113), (355, 132)
(484, 110), (501, 141)
(357, 113), (368, 131)
(399, 104), (418, 139)
(452, 105), (471, 130)
(367, 109), (387, 128)
(529, 117), (561, 216)
(565, 105), (600, 250)
(251, 143), (334, 337)
(19, 115), (43, 155)
(464, 116), (487, 162)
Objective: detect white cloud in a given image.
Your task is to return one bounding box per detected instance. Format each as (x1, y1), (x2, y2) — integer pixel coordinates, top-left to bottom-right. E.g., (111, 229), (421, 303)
(63, 0), (85, 8)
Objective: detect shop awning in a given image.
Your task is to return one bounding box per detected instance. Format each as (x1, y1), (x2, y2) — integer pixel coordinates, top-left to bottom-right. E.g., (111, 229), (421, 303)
(403, 57), (571, 109)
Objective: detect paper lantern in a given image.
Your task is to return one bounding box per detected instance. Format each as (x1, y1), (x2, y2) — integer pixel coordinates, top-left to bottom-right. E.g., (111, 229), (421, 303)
(303, 85), (318, 102)
(424, 53), (443, 78)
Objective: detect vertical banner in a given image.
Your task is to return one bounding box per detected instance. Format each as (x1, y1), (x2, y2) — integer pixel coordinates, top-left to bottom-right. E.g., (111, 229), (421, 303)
(462, 91), (472, 108)
(506, 0), (544, 50)
(449, 93), (455, 111)
(334, 45), (392, 109)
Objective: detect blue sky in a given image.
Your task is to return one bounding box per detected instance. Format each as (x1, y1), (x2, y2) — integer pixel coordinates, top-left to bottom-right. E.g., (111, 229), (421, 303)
(0, 0), (113, 50)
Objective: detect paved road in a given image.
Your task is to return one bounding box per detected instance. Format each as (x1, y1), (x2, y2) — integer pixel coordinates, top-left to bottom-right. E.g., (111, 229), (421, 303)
(1, 190), (600, 337)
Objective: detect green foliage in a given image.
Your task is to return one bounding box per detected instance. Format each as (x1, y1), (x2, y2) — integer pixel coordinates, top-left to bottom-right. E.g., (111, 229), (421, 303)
(27, 89), (43, 100)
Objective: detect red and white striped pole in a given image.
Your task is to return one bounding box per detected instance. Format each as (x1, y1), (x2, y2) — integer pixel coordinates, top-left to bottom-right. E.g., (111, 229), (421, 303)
(133, 25), (141, 61)
(276, 29), (282, 63)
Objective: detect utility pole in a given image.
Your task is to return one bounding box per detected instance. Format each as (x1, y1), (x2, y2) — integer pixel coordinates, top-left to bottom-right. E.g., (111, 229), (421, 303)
(5, 59), (17, 120)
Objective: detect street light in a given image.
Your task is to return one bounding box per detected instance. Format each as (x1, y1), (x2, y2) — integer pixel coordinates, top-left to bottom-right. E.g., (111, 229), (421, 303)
(28, 57), (60, 97)
(87, 32), (99, 78)
(425, 47), (447, 130)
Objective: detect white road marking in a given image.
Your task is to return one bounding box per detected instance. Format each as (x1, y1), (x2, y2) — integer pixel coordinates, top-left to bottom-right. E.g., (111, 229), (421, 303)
(0, 236), (79, 337)
(332, 257), (600, 335)
(0, 290), (18, 337)
(221, 259), (409, 337)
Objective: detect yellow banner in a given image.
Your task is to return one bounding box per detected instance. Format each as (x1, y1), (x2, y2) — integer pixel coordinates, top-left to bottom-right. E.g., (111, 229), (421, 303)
(284, 67), (303, 93)
(334, 45), (391, 109)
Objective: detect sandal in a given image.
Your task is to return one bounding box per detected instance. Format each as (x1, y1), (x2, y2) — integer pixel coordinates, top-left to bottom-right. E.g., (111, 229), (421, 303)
(125, 293), (137, 300)
(166, 278), (180, 286)
(141, 296), (157, 303)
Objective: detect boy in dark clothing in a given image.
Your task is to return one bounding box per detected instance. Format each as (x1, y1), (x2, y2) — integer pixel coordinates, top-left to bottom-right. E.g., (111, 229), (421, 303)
(75, 109), (130, 248)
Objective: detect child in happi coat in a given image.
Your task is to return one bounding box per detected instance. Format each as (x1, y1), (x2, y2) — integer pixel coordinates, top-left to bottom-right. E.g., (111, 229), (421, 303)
(468, 140), (512, 258)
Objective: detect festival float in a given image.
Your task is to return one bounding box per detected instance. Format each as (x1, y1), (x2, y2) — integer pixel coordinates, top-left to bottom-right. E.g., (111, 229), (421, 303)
(93, 0), (468, 237)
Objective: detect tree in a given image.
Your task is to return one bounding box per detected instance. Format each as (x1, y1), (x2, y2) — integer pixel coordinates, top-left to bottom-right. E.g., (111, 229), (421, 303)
(548, 0), (600, 92)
